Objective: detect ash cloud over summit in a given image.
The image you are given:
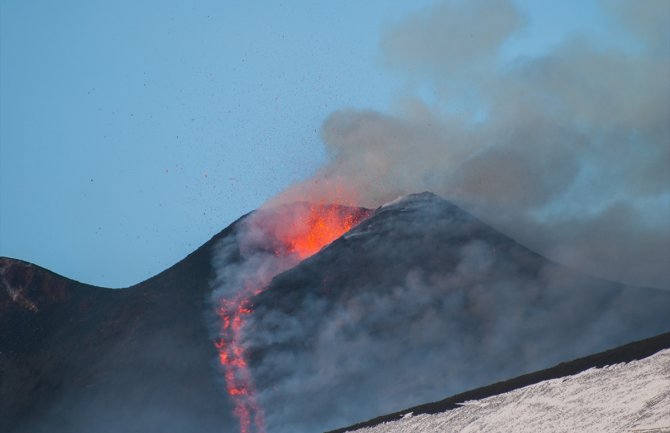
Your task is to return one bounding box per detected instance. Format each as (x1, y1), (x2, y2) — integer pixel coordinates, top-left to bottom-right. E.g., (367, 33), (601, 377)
(277, 0), (670, 289)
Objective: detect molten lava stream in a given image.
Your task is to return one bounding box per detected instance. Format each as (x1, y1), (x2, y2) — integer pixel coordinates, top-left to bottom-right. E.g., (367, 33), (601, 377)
(215, 204), (370, 433)
(215, 290), (264, 433)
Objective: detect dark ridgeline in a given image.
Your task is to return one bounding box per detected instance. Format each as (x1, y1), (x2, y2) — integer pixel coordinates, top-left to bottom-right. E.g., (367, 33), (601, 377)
(0, 220), (241, 433)
(1, 192), (669, 433)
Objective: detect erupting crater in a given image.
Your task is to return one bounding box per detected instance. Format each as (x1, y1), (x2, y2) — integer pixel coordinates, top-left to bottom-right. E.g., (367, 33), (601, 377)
(214, 202), (371, 433)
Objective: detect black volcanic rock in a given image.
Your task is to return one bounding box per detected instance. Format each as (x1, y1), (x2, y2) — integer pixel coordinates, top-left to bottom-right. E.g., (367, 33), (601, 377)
(1, 193), (669, 433)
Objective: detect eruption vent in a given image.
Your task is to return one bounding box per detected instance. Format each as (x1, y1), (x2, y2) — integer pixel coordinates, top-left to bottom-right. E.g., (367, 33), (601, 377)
(213, 202), (371, 433)
(276, 205), (365, 259)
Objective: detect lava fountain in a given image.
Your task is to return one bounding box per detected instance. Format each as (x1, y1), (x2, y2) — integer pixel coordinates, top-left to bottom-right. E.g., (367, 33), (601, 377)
(214, 202), (371, 433)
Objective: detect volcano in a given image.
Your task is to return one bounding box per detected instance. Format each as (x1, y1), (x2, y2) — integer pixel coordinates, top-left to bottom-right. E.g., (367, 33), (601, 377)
(1, 192), (669, 433)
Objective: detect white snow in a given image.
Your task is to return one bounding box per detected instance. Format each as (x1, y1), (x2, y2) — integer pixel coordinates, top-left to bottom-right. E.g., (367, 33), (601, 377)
(380, 195), (412, 209)
(347, 349), (670, 433)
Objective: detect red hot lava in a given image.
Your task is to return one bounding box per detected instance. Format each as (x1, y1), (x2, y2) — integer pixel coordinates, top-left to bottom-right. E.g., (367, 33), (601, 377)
(215, 202), (370, 433)
(215, 291), (264, 433)
(277, 204), (367, 259)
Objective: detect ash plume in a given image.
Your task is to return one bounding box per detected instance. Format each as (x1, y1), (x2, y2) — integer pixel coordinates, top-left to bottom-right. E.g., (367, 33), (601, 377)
(273, 0), (670, 289)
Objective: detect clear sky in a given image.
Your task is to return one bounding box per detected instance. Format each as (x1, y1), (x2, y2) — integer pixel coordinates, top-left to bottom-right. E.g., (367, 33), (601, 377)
(0, 0), (608, 287)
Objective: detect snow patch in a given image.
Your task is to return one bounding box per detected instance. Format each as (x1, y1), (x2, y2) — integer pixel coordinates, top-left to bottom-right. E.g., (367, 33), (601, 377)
(347, 349), (670, 433)
(380, 195), (412, 209)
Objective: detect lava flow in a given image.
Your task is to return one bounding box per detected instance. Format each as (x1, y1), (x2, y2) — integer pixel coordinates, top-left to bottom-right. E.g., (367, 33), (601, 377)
(214, 203), (370, 433)
(277, 204), (367, 259)
(215, 290), (264, 433)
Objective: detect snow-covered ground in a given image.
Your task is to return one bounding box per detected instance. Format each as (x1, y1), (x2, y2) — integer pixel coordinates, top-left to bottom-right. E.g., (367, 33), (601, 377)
(348, 349), (670, 433)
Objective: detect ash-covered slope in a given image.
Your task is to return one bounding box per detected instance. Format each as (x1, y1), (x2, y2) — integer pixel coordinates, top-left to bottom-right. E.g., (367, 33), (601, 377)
(245, 193), (670, 432)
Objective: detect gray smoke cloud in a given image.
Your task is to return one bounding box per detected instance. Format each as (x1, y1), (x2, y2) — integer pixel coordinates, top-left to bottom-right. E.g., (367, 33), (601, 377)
(275, 0), (670, 289)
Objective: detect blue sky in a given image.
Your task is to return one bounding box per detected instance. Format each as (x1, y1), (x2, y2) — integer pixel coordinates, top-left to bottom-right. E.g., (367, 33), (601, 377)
(0, 0), (608, 287)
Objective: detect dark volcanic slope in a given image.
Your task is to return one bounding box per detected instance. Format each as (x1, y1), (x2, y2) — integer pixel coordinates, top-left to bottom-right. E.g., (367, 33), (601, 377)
(0, 219), (242, 433)
(246, 193), (670, 433)
(328, 331), (670, 433)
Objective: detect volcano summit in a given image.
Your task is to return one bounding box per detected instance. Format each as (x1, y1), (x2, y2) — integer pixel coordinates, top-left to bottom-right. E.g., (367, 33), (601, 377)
(1, 193), (669, 433)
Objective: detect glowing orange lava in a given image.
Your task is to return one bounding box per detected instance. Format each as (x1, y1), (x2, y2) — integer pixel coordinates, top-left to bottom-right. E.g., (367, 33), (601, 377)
(278, 205), (365, 259)
(215, 292), (265, 433)
(215, 203), (370, 433)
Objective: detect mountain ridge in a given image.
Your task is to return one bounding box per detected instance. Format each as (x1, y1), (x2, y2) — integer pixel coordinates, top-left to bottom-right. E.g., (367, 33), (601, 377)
(1, 193), (669, 433)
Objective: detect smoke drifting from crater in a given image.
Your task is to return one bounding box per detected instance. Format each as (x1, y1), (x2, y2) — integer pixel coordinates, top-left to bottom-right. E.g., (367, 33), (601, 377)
(210, 1), (669, 430)
(275, 0), (670, 289)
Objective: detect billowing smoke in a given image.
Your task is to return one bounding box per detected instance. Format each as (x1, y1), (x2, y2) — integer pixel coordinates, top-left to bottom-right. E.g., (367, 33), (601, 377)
(273, 0), (670, 289)
(209, 1), (669, 431)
